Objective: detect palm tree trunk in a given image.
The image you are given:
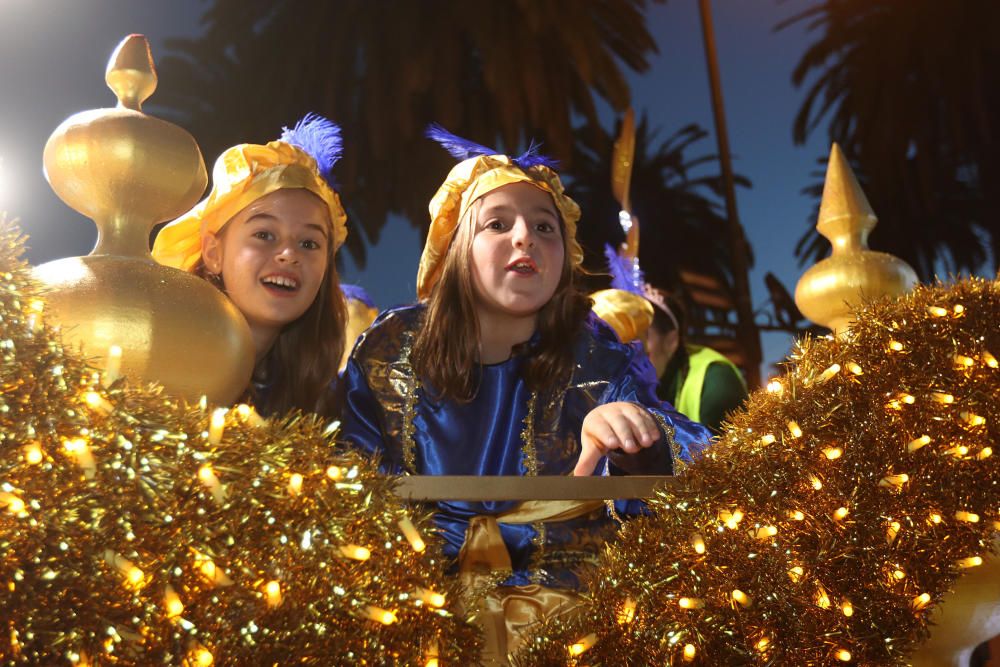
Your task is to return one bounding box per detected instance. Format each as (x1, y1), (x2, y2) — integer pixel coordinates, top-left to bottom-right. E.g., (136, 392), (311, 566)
(697, 0), (762, 388)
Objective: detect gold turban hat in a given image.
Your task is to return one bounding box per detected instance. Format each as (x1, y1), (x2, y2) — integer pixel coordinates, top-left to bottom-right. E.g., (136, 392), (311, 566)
(153, 114), (347, 272)
(591, 288), (654, 344)
(417, 125), (583, 300)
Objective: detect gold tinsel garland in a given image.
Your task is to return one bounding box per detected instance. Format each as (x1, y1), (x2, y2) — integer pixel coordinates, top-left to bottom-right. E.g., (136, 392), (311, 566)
(0, 221), (482, 665)
(516, 278), (999, 665)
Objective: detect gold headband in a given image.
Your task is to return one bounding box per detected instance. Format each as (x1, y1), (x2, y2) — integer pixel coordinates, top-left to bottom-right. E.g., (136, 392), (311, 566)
(416, 154), (583, 300)
(152, 141), (347, 272)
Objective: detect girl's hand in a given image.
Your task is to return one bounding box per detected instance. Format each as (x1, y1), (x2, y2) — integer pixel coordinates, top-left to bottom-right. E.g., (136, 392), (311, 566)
(573, 402), (659, 476)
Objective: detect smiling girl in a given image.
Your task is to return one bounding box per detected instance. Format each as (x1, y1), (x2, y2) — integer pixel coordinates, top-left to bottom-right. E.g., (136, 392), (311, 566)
(338, 127), (710, 632)
(153, 114), (348, 417)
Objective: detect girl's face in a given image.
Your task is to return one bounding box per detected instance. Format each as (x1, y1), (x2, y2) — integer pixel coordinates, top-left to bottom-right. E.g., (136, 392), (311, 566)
(202, 188), (330, 339)
(469, 182), (565, 320)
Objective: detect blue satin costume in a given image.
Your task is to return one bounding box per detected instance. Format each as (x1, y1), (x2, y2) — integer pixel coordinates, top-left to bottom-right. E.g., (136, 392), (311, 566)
(339, 304), (712, 588)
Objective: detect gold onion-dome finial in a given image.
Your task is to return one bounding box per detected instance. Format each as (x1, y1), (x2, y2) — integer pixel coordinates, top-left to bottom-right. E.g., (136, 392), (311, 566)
(105, 32), (157, 111)
(794, 146), (1000, 665)
(33, 34), (253, 405)
(794, 143), (918, 335)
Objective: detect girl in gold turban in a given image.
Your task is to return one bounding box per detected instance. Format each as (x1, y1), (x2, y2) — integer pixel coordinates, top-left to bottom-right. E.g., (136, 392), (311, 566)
(153, 114), (349, 417)
(337, 127), (711, 655)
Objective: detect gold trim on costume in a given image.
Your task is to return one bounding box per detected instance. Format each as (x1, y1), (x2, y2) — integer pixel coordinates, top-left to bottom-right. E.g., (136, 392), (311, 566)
(519, 390), (546, 582)
(651, 409), (684, 475)
(603, 455), (625, 525)
(529, 520), (546, 585)
(399, 332), (419, 474)
(520, 391), (539, 477)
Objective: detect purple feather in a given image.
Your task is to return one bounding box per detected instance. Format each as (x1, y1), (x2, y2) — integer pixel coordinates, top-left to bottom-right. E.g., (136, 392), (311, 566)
(512, 139), (560, 170)
(426, 124), (496, 160)
(426, 124), (560, 171)
(279, 113), (343, 181)
(604, 243), (644, 294)
(341, 283), (375, 308)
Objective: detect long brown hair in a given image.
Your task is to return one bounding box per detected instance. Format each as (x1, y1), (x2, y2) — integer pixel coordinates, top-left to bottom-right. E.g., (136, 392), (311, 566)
(412, 196), (592, 403)
(194, 217), (347, 418)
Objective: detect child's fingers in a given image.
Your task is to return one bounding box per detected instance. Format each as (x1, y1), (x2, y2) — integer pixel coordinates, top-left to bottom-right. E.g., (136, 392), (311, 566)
(575, 404), (661, 476)
(603, 411), (642, 453)
(573, 439), (604, 476)
(621, 405), (658, 446)
(583, 414), (621, 451)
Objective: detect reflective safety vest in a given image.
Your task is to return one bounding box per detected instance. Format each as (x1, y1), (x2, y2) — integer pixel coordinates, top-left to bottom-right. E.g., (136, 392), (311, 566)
(672, 344), (746, 423)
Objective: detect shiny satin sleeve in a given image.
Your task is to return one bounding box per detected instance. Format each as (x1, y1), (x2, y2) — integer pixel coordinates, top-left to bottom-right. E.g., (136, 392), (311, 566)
(336, 306), (424, 475)
(338, 357), (403, 474)
(602, 340), (714, 475)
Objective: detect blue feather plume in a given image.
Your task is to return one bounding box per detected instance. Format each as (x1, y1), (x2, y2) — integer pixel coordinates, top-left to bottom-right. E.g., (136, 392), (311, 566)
(426, 123), (496, 160)
(426, 124), (559, 170)
(279, 113), (343, 182)
(341, 283), (375, 308)
(512, 139), (560, 170)
(604, 243), (644, 294)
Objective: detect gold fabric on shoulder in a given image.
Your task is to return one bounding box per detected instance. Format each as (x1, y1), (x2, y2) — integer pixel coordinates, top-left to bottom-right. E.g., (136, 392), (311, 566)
(590, 288), (655, 343)
(350, 309), (421, 473)
(152, 141), (348, 272)
(339, 298), (379, 372)
(417, 154), (583, 300)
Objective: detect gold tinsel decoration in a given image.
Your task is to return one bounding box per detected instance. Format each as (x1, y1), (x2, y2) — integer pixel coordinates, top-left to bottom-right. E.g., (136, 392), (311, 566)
(0, 221), (481, 665)
(516, 278), (999, 665)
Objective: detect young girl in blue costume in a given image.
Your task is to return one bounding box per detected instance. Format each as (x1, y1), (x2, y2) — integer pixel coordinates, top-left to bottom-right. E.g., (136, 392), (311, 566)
(339, 126), (710, 655)
(153, 114), (349, 418)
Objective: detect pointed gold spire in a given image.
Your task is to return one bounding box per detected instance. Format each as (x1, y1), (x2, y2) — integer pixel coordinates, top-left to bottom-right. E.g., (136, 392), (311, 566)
(795, 143), (918, 335)
(817, 143), (877, 248)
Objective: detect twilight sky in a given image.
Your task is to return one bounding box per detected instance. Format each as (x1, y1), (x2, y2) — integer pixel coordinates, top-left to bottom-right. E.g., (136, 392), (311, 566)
(0, 0), (837, 378)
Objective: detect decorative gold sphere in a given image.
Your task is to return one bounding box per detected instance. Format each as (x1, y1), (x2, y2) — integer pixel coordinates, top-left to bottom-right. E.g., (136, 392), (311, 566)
(909, 541), (1000, 667)
(33, 35), (253, 405)
(794, 143), (918, 335)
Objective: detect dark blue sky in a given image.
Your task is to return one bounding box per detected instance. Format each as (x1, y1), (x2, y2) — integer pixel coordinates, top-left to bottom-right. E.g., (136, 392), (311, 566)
(0, 0), (834, 377)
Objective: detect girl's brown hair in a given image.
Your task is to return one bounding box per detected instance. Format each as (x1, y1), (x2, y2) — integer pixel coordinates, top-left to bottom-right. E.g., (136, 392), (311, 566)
(412, 192), (592, 403)
(195, 207), (347, 418)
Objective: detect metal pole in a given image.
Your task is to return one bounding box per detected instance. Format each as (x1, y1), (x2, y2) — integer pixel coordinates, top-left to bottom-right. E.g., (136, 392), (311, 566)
(697, 0), (762, 388)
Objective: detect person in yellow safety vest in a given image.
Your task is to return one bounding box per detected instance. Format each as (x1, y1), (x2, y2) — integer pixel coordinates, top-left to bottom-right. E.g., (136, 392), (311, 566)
(643, 287), (748, 433)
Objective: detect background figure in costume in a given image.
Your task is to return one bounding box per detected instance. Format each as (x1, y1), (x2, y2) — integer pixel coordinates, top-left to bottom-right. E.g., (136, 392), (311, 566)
(338, 126), (711, 603)
(589, 221), (747, 435)
(645, 288), (748, 433)
(339, 283), (379, 372)
(153, 114), (349, 418)
(590, 212), (656, 389)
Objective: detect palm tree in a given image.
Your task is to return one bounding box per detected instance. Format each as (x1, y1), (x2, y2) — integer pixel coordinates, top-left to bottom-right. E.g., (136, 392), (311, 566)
(570, 115), (761, 363)
(781, 0), (1000, 279)
(571, 116), (748, 293)
(153, 0), (663, 267)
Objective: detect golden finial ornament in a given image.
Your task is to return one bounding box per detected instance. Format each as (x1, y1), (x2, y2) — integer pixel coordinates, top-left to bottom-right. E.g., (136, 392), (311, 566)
(795, 145), (1000, 663)
(910, 541), (1000, 667)
(33, 35), (253, 405)
(794, 143), (918, 335)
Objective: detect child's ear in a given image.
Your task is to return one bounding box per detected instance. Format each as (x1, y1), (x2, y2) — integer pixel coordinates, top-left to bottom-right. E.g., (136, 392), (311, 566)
(201, 232), (223, 273)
